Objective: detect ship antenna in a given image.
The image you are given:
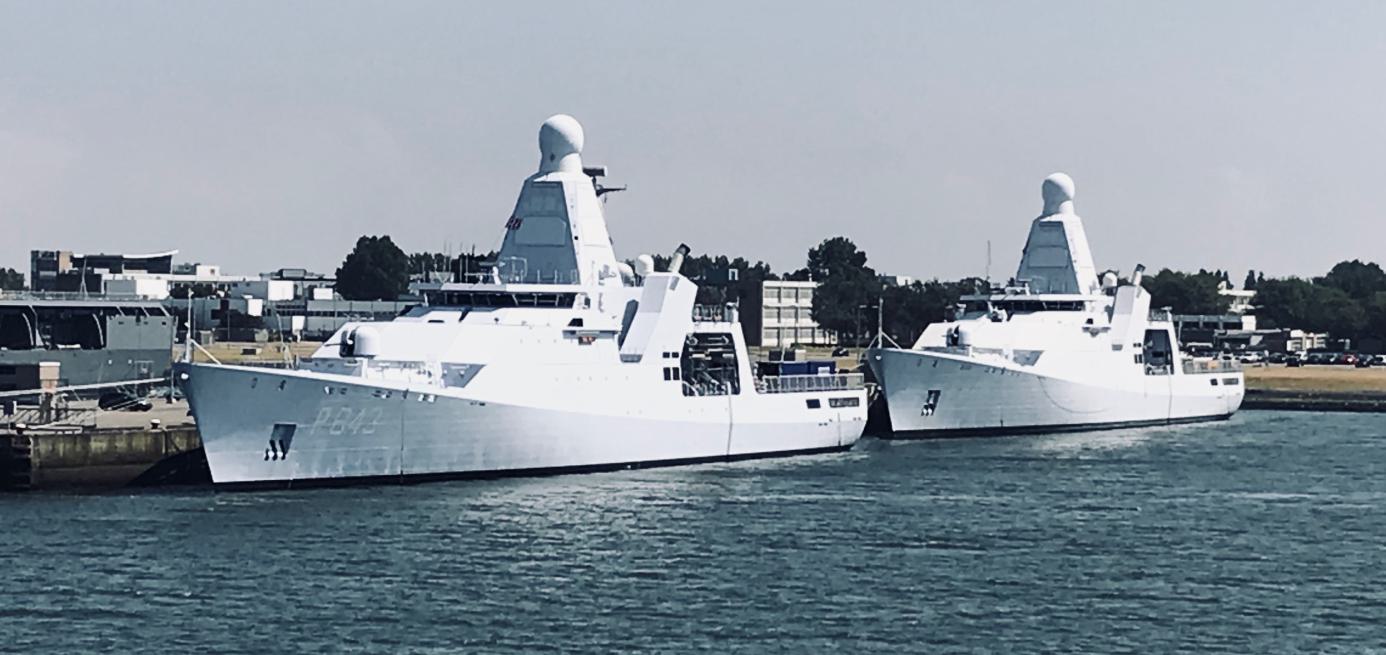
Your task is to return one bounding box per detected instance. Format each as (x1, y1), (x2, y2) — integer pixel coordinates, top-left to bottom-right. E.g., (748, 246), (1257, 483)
(184, 286), (194, 362)
(869, 293), (900, 349)
(985, 240), (992, 285)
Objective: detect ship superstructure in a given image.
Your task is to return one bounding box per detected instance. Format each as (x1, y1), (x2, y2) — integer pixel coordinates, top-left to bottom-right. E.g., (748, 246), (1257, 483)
(868, 173), (1243, 436)
(179, 115), (866, 485)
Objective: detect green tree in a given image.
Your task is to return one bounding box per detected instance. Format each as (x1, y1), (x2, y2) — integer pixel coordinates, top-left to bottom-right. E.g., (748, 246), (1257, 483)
(806, 236), (870, 281)
(1242, 269), (1258, 291)
(1319, 259), (1386, 300)
(879, 280), (966, 346)
(1255, 277), (1367, 339)
(1308, 286), (1367, 339)
(0, 267), (24, 290)
(1364, 292), (1386, 343)
(1142, 269), (1230, 314)
(335, 235), (411, 301)
(804, 237), (879, 345)
(1253, 277), (1315, 331)
(407, 251), (498, 283)
(408, 252), (453, 282)
(647, 252), (778, 306)
(721, 256), (777, 308)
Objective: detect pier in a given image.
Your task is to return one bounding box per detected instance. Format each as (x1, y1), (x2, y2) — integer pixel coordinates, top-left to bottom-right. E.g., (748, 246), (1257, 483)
(2, 423), (204, 491)
(1, 398), (207, 491)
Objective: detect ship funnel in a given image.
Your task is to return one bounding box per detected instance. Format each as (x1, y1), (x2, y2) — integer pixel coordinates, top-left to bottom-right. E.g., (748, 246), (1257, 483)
(1131, 264), (1146, 288)
(668, 244), (691, 275)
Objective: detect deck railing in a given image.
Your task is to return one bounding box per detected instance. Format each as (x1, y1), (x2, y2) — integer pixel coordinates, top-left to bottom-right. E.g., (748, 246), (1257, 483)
(0, 290), (154, 302)
(298, 357), (443, 384)
(757, 373), (863, 394)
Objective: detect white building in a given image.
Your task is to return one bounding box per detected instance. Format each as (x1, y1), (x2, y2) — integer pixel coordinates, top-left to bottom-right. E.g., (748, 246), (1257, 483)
(744, 280), (835, 348)
(228, 279), (296, 302)
(1218, 281), (1257, 314)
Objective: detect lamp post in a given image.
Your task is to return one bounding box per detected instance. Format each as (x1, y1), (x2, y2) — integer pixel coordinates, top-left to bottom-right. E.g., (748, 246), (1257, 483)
(184, 287), (195, 361)
(215, 289), (228, 344)
(857, 299), (883, 349)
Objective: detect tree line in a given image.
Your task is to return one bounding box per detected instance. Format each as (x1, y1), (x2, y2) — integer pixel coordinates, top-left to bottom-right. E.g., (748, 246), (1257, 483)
(330, 234), (980, 346)
(290, 235), (1386, 348)
(0, 267), (23, 290)
(1137, 260), (1386, 345)
(6, 235), (1381, 346)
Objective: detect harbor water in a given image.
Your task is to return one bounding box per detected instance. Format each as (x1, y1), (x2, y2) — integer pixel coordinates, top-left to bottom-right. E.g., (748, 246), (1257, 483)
(3, 410), (1384, 653)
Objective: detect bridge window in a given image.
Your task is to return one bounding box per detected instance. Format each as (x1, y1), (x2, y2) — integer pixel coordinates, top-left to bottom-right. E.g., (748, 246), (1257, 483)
(423, 291), (577, 308)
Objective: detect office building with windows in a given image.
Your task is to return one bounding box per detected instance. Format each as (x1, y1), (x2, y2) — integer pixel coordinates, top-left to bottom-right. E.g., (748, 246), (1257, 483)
(741, 280), (835, 348)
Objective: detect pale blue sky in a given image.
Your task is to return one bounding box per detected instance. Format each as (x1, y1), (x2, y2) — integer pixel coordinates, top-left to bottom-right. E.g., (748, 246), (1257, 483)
(2, 1), (1383, 282)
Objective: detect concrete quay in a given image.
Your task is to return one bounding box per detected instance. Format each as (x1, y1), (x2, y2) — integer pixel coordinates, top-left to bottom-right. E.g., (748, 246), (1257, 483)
(1, 401), (208, 491)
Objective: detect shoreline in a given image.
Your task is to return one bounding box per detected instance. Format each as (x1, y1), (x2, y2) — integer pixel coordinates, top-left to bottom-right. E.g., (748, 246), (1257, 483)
(1244, 365), (1386, 413)
(1242, 389), (1386, 413)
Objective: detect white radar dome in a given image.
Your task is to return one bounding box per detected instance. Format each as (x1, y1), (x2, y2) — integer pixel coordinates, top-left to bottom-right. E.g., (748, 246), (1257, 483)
(538, 114), (584, 173)
(1041, 172), (1076, 216)
(955, 324), (975, 348)
(352, 326), (382, 358)
(635, 254), (655, 277)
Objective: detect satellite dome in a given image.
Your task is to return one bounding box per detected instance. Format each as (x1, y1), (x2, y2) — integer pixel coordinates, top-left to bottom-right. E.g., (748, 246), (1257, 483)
(352, 325), (381, 358)
(538, 114), (584, 173)
(635, 254), (655, 277)
(1041, 172), (1076, 215)
(955, 324), (975, 348)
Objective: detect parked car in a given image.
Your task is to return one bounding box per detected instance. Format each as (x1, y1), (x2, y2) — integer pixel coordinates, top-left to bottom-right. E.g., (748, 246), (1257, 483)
(1238, 351), (1265, 364)
(1285, 354), (1303, 367)
(1268, 352), (1287, 364)
(97, 391), (153, 412)
(1334, 353), (1359, 366)
(1355, 355), (1374, 368)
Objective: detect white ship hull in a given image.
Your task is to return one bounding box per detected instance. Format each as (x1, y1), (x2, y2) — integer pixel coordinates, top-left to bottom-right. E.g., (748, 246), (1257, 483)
(182, 363), (865, 486)
(869, 348), (1244, 436)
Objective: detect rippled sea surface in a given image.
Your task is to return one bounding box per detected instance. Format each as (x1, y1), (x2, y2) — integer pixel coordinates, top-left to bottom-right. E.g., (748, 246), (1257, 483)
(4, 410), (1386, 653)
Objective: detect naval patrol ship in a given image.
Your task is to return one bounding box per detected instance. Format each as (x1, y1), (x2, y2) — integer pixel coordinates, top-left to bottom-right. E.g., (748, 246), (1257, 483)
(179, 115), (867, 486)
(868, 173), (1244, 436)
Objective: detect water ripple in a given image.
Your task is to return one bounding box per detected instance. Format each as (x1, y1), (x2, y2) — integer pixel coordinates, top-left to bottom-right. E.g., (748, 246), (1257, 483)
(2, 411), (1384, 653)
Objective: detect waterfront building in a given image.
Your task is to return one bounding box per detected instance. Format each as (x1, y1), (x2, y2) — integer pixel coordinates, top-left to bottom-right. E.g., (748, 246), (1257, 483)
(30, 249), (176, 292)
(741, 280), (836, 348)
